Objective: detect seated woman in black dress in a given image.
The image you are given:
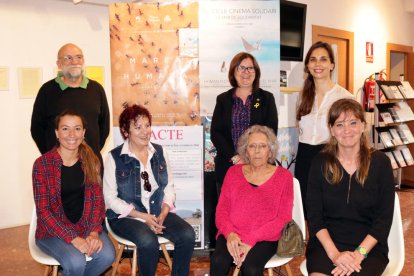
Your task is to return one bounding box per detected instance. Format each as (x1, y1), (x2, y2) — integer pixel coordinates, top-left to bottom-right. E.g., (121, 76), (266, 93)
(306, 98), (395, 276)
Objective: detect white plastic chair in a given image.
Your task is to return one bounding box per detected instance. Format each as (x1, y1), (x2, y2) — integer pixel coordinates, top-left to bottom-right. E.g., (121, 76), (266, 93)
(233, 178), (306, 276)
(28, 208), (60, 276)
(300, 192), (405, 276)
(105, 218), (173, 276)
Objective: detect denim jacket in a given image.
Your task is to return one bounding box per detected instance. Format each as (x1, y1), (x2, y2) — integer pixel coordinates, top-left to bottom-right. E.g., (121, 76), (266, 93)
(106, 142), (168, 219)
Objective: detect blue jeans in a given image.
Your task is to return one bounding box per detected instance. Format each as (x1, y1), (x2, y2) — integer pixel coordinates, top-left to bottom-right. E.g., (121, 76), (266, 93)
(109, 212), (195, 276)
(36, 232), (115, 276)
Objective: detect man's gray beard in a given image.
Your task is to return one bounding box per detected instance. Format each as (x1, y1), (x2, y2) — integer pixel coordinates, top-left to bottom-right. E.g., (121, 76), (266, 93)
(62, 68), (83, 80)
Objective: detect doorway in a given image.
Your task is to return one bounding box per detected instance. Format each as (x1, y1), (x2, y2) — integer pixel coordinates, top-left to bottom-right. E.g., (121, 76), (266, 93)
(386, 43), (413, 82)
(312, 25), (354, 93)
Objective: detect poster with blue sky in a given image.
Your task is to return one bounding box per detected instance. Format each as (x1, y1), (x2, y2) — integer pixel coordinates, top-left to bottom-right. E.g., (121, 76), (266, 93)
(199, 1), (280, 117)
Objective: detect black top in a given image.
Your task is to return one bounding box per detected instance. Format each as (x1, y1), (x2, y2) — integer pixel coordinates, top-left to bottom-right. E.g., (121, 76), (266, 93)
(211, 88), (278, 185)
(61, 161), (85, 224)
(306, 150), (395, 256)
(30, 78), (110, 162)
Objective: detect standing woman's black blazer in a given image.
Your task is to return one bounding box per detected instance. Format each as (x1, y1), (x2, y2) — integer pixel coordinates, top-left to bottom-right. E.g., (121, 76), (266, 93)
(211, 88), (278, 188)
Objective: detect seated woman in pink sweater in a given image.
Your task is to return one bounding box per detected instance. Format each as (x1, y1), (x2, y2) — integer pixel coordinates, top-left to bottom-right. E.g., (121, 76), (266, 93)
(210, 125), (293, 275)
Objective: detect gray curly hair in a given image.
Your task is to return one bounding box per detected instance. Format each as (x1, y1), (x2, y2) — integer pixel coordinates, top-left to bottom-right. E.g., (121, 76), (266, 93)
(236, 125), (278, 164)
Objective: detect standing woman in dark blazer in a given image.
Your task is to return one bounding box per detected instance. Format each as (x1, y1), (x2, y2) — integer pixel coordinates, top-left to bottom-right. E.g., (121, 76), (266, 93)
(211, 52), (278, 196)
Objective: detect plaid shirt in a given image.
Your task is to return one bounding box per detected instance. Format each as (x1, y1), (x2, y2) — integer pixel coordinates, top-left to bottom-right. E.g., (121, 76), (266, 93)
(32, 147), (104, 243)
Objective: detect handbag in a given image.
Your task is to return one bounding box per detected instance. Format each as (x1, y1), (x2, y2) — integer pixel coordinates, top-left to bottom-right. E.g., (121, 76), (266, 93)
(276, 219), (304, 257)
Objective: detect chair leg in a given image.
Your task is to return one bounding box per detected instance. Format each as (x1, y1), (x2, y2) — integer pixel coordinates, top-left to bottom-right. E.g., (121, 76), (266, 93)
(111, 244), (125, 276)
(52, 265), (58, 276)
(232, 266), (240, 276)
(283, 263), (293, 276)
(268, 267), (274, 276)
(160, 244), (173, 270)
(43, 266), (50, 276)
(132, 247), (137, 276)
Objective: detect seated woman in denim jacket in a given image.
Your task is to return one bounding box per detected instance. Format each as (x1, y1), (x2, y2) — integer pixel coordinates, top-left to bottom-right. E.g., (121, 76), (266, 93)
(103, 104), (195, 276)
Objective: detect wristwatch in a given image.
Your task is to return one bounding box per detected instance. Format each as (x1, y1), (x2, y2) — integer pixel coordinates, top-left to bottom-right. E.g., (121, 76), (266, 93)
(355, 246), (368, 259)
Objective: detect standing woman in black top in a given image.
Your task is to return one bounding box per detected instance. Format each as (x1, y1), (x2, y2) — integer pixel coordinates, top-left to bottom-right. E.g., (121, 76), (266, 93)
(306, 99), (394, 276)
(211, 52), (278, 196)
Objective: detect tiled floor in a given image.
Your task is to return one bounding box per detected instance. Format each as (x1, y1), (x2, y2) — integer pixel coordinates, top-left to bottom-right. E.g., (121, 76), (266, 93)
(0, 189), (413, 276)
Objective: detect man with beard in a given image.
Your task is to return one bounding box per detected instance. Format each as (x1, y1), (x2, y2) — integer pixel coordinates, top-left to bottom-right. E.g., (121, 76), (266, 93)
(31, 43), (110, 164)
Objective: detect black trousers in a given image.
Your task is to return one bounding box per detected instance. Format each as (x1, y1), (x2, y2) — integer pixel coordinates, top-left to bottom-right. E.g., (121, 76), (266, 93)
(294, 142), (325, 219)
(204, 171), (218, 249)
(210, 235), (278, 276)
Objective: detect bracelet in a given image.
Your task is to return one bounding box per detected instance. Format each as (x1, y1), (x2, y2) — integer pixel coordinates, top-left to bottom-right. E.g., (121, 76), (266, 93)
(355, 246), (368, 259)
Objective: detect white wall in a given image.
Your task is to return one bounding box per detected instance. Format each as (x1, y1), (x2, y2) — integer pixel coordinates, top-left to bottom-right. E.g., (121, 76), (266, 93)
(0, 0), (413, 229)
(0, 0), (113, 229)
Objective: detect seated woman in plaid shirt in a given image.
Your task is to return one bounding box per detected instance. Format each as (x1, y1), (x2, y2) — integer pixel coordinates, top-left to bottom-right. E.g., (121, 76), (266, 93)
(32, 110), (115, 276)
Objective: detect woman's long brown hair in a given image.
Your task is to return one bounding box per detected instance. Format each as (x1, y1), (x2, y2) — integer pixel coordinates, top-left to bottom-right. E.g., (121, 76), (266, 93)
(322, 99), (371, 186)
(296, 41), (335, 121)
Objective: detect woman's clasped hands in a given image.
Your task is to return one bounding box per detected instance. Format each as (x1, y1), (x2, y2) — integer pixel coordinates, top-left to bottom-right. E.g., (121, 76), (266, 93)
(226, 232), (252, 268)
(331, 250), (364, 276)
(71, 231), (103, 257)
(143, 213), (166, 234)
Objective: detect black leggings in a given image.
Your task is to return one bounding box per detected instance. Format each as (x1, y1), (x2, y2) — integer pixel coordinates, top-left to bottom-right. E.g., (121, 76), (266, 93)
(210, 235), (278, 276)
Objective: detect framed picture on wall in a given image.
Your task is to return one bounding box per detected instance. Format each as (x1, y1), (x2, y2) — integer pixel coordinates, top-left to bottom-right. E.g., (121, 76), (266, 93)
(18, 67), (42, 98)
(0, 67), (9, 91)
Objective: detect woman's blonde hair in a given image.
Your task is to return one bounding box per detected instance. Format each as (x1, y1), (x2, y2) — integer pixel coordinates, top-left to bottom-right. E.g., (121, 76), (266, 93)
(237, 125), (278, 164)
(55, 110), (101, 185)
(322, 99), (371, 186)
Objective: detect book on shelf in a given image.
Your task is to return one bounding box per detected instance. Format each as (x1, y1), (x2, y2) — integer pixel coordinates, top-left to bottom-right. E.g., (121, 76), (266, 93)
(397, 127), (409, 144)
(380, 85), (395, 99)
(379, 131), (394, 148)
(398, 124), (414, 144)
(389, 85), (404, 99)
(379, 112), (394, 125)
(400, 81), (414, 99)
(389, 128), (404, 146)
(395, 102), (414, 121)
(392, 150), (407, 167)
(385, 151), (399, 169)
(401, 147), (414, 166)
(388, 107), (401, 123)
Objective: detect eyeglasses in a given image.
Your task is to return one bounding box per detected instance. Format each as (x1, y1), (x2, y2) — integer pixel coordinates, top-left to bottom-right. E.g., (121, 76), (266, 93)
(237, 65), (255, 73)
(59, 55), (84, 64)
(140, 171), (152, 192)
(247, 143), (268, 151)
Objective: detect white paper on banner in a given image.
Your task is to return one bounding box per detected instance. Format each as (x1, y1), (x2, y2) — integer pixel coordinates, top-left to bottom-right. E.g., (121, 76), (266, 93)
(199, 0), (280, 117)
(151, 126), (204, 248)
(149, 126), (203, 199)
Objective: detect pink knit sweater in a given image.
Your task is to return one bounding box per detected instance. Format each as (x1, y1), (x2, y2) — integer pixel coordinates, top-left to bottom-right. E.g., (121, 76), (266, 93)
(216, 164), (293, 247)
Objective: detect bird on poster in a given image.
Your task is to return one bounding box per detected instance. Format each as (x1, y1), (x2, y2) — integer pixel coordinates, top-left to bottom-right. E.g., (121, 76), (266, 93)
(241, 37), (261, 52)
(220, 61), (227, 72)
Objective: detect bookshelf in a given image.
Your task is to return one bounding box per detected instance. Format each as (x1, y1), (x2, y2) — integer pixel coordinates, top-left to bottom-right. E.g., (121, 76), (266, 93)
(375, 78), (414, 188)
